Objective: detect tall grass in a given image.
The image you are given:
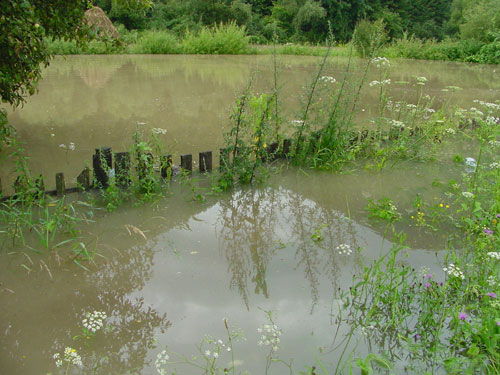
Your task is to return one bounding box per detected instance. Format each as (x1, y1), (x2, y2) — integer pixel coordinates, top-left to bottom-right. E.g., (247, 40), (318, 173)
(182, 22), (250, 55)
(128, 30), (181, 54)
(381, 34), (485, 62)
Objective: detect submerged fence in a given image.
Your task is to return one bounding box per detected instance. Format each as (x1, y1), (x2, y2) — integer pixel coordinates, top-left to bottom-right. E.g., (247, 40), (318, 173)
(0, 124), (426, 200)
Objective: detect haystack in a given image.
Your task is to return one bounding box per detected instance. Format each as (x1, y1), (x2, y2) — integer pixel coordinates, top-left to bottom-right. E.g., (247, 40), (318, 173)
(84, 6), (120, 39)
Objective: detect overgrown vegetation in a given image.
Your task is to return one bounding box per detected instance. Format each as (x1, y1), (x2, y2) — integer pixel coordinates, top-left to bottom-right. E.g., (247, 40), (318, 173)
(60, 0), (500, 64)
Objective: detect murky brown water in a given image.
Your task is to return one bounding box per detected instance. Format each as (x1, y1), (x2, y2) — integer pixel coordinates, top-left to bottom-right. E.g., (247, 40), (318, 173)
(0, 55), (498, 374)
(1, 55), (498, 192)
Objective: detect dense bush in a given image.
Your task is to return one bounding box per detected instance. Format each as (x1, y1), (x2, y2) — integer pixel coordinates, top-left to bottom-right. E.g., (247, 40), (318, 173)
(129, 30), (181, 54)
(352, 19), (388, 57)
(182, 22), (250, 54)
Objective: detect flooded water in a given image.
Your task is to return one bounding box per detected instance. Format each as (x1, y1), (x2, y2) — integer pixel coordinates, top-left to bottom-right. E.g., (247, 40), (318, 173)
(1, 160), (461, 375)
(0, 55), (497, 374)
(1, 54), (498, 192)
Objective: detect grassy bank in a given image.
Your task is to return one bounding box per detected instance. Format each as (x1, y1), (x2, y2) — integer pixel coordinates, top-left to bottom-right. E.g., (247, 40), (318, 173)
(46, 24), (499, 64)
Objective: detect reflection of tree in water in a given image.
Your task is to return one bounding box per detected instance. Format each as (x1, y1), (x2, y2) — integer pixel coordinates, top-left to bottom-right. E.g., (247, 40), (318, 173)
(216, 188), (285, 308)
(0, 239), (169, 375)
(216, 185), (360, 311)
(286, 191), (360, 312)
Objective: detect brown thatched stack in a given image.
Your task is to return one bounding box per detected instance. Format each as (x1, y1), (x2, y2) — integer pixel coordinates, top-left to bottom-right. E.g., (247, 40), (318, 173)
(84, 6), (120, 39)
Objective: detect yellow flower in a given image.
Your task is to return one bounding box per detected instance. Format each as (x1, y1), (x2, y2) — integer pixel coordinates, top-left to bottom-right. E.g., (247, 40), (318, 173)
(446, 205), (450, 208)
(439, 203), (444, 208)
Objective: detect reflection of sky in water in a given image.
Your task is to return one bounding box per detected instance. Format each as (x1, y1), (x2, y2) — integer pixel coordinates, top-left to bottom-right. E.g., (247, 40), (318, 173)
(0, 162), (454, 374)
(129, 186), (442, 374)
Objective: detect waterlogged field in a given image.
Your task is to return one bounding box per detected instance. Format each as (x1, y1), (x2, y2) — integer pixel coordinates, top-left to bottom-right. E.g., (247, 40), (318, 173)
(0, 55), (500, 374)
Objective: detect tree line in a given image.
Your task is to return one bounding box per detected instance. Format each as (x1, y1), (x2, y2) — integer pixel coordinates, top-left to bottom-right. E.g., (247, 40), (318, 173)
(95, 0), (500, 44)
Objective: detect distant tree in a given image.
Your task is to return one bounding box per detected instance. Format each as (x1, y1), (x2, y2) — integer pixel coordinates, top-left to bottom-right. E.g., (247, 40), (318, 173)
(460, 0), (500, 42)
(0, 0), (152, 107)
(231, 0), (253, 27)
(293, 0), (327, 41)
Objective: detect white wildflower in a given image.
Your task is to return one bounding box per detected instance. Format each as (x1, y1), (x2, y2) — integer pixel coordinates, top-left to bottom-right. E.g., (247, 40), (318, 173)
(489, 140), (500, 147)
(155, 349), (169, 375)
(488, 275), (499, 288)
(469, 107), (484, 117)
(213, 352), (219, 359)
(390, 119), (405, 128)
(59, 144), (66, 149)
(205, 350), (211, 357)
(487, 116), (499, 125)
(336, 243), (352, 255)
(257, 322), (282, 351)
(82, 310), (107, 333)
(487, 252), (500, 260)
(55, 347), (83, 367)
(416, 76), (428, 85)
(443, 263), (465, 280)
(320, 76), (336, 83)
(445, 128), (456, 135)
(489, 162), (500, 169)
(291, 120), (304, 126)
(371, 57), (391, 68)
(68, 142), (75, 151)
(369, 79), (391, 87)
(462, 191), (474, 199)
(152, 128), (168, 135)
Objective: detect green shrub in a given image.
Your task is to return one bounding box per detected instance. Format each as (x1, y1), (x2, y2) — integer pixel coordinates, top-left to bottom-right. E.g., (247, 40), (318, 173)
(47, 39), (84, 55)
(352, 19), (387, 57)
(182, 22), (250, 54)
(474, 33), (500, 64)
(129, 30), (181, 54)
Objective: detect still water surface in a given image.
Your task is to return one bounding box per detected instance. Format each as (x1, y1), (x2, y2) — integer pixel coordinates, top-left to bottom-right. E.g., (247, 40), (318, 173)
(0, 55), (498, 374)
(2, 54), (498, 191)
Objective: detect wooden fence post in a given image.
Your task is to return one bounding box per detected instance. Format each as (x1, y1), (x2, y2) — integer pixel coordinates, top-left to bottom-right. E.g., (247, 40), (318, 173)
(77, 167), (91, 191)
(180, 154), (192, 172)
(56, 173), (65, 196)
(93, 147), (112, 188)
(282, 139), (292, 157)
(199, 151), (212, 173)
(160, 154), (173, 178)
(115, 152), (131, 186)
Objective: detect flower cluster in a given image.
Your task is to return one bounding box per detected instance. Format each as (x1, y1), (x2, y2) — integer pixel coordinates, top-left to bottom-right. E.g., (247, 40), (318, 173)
(201, 336), (232, 361)
(371, 57), (390, 68)
(390, 119), (405, 128)
(416, 76), (428, 85)
(486, 116), (500, 125)
(443, 263), (465, 280)
(336, 243), (352, 255)
(257, 324), (282, 351)
(487, 252), (500, 260)
(155, 349), (169, 375)
(53, 347), (83, 368)
(490, 162), (500, 169)
(152, 128), (168, 135)
(320, 76), (336, 84)
(488, 275), (499, 288)
(369, 79), (391, 87)
(82, 310), (107, 333)
(473, 99), (500, 111)
(462, 191), (474, 199)
(59, 142), (75, 151)
(445, 128), (456, 135)
(469, 107), (484, 117)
